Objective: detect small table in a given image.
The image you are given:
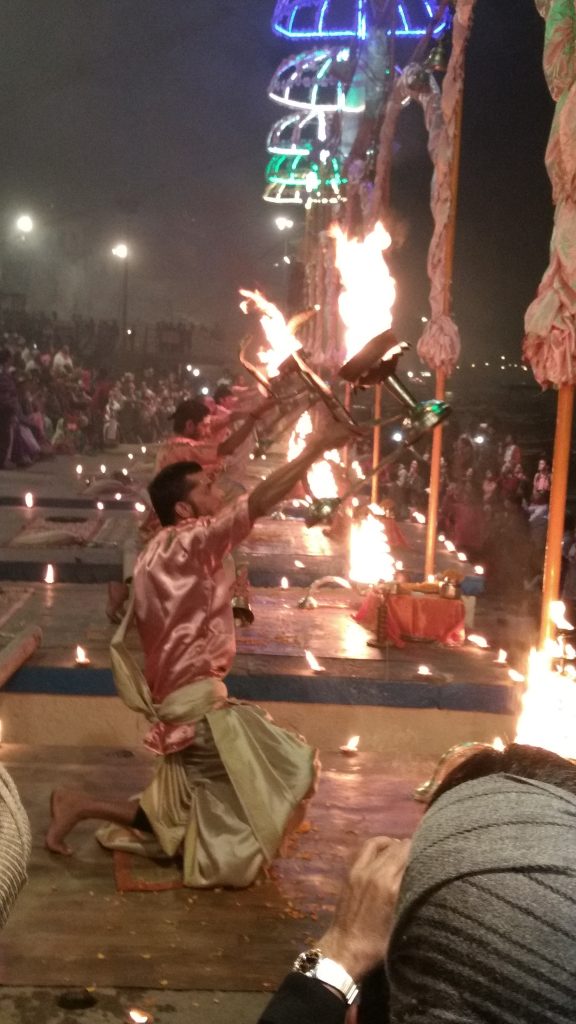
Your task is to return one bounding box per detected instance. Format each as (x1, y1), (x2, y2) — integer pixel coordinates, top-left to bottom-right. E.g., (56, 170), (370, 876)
(355, 591), (466, 649)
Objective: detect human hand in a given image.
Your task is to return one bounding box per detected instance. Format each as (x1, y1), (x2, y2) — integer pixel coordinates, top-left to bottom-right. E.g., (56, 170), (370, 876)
(319, 836), (410, 982)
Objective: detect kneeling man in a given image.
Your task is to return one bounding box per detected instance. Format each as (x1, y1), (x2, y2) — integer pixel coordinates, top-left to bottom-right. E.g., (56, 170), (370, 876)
(46, 421), (351, 887)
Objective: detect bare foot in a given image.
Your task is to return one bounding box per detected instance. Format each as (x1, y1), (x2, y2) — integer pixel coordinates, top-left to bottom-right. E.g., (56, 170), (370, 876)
(45, 788), (85, 855)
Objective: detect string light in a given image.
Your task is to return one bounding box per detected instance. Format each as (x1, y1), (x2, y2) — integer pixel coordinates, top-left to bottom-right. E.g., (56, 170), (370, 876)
(271, 0), (445, 39)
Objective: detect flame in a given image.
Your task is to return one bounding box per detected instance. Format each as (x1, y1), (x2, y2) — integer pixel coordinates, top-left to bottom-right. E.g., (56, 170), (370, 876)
(474, 565), (485, 576)
(280, 576), (289, 589)
(134, 502), (146, 513)
(75, 645), (90, 665)
(128, 1011), (153, 1024)
(331, 222), (397, 361)
(508, 668), (525, 683)
(395, 560), (404, 571)
(417, 665), (432, 677)
(342, 735), (360, 752)
(96, 501), (104, 511)
(444, 540), (456, 552)
(307, 454), (339, 500)
(239, 288), (301, 378)
(287, 412), (339, 499)
(457, 552), (468, 563)
(349, 514), (395, 586)
(351, 460), (365, 480)
(495, 649), (508, 665)
(24, 492), (34, 509)
(514, 648), (576, 759)
(492, 736), (505, 752)
(412, 511), (426, 525)
(468, 634), (489, 649)
(44, 564), (55, 585)
(100, 464), (107, 474)
(549, 600), (574, 631)
(305, 649), (325, 673)
(294, 560), (305, 568)
(75, 463), (83, 475)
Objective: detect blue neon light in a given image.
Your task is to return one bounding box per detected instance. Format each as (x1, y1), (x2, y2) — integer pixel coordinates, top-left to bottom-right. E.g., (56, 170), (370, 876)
(272, 0), (446, 40)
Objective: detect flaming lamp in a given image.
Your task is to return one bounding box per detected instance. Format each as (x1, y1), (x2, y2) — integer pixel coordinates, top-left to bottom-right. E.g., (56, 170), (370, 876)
(339, 327), (451, 443)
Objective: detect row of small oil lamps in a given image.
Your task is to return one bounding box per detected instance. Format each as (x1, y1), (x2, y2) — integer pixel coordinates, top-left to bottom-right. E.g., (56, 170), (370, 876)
(23, 492), (146, 514)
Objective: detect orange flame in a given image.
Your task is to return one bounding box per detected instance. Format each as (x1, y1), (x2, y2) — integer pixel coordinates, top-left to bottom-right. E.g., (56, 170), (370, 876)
(44, 564), (55, 585)
(287, 412), (340, 499)
(331, 222), (397, 362)
(467, 634), (489, 649)
(340, 735), (360, 754)
(305, 649), (325, 673)
(239, 288), (301, 378)
(75, 645), (90, 665)
(349, 514), (395, 586)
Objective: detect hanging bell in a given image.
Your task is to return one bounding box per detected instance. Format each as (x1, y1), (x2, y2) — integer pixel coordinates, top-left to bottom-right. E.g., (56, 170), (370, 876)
(425, 34), (450, 74)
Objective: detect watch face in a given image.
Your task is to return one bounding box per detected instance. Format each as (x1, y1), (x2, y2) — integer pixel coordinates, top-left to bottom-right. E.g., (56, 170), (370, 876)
(294, 948), (321, 973)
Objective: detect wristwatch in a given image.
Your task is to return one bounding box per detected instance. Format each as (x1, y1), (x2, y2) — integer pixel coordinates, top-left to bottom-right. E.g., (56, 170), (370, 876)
(292, 948), (359, 1005)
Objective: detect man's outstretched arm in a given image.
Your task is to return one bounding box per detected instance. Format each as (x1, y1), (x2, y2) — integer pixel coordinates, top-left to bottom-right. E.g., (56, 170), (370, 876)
(217, 398), (274, 459)
(248, 421), (352, 522)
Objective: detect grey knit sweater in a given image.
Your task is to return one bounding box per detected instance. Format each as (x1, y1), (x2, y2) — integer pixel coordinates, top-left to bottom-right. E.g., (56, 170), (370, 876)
(388, 774), (576, 1023)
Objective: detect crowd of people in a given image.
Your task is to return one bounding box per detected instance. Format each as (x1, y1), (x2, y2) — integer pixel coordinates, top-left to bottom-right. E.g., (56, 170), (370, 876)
(0, 331), (235, 468)
(384, 427), (553, 602)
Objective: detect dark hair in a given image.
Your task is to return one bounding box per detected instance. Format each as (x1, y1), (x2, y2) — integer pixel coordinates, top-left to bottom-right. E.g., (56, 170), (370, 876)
(172, 398), (209, 434)
(148, 460), (203, 526)
(213, 384), (232, 404)
(430, 742), (576, 806)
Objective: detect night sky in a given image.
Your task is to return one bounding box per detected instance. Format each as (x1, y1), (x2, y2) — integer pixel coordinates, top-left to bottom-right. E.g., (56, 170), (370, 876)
(0, 0), (552, 363)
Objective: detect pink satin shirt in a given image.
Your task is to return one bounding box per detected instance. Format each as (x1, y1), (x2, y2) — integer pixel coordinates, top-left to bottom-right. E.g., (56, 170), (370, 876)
(132, 495), (253, 708)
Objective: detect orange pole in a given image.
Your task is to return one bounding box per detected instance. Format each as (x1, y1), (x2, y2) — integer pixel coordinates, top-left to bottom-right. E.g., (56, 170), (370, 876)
(424, 371), (446, 578)
(371, 383), (383, 504)
(423, 92), (464, 579)
(539, 385), (574, 648)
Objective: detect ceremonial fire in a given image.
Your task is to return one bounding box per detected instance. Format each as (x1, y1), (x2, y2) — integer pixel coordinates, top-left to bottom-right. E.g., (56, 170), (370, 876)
(331, 221), (397, 361)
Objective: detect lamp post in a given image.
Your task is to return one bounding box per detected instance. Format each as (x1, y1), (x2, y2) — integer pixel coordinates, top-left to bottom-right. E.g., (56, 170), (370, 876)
(15, 214), (34, 238)
(111, 242), (129, 345)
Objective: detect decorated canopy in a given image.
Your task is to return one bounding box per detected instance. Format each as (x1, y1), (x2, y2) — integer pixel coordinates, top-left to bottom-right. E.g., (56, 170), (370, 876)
(524, 0), (576, 388)
(271, 0), (447, 40)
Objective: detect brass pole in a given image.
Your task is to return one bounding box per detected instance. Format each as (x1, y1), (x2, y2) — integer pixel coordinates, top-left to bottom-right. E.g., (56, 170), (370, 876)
(423, 91), (464, 579)
(539, 385), (574, 648)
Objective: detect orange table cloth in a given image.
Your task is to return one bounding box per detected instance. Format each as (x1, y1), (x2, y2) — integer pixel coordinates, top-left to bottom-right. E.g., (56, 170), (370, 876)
(355, 591), (465, 648)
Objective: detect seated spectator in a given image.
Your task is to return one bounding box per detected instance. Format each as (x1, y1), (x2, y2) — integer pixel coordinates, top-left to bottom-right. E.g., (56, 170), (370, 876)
(52, 343), (74, 377)
(259, 743), (576, 1024)
(532, 458), (551, 505)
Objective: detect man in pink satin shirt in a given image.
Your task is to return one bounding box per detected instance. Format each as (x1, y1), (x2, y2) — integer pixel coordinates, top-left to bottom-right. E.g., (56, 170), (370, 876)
(46, 419), (352, 887)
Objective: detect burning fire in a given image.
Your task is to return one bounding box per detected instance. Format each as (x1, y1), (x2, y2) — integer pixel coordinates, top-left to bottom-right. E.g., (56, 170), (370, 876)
(24, 492), (34, 509)
(280, 576), (289, 589)
(495, 649), (508, 665)
(467, 634), (489, 649)
(44, 564), (55, 585)
(349, 514), (395, 586)
(75, 645), (90, 666)
(512, 602), (576, 759)
(331, 222), (397, 361)
(287, 411), (340, 499)
(340, 735), (360, 756)
(239, 288), (301, 378)
(305, 649), (325, 673)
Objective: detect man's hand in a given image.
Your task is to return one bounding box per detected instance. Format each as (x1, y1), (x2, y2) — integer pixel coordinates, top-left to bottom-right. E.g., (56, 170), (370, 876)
(318, 836), (410, 982)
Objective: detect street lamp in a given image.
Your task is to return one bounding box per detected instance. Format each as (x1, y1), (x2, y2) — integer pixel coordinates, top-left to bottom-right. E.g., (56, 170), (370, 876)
(275, 216), (294, 232)
(111, 242), (130, 343)
(16, 214), (34, 236)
